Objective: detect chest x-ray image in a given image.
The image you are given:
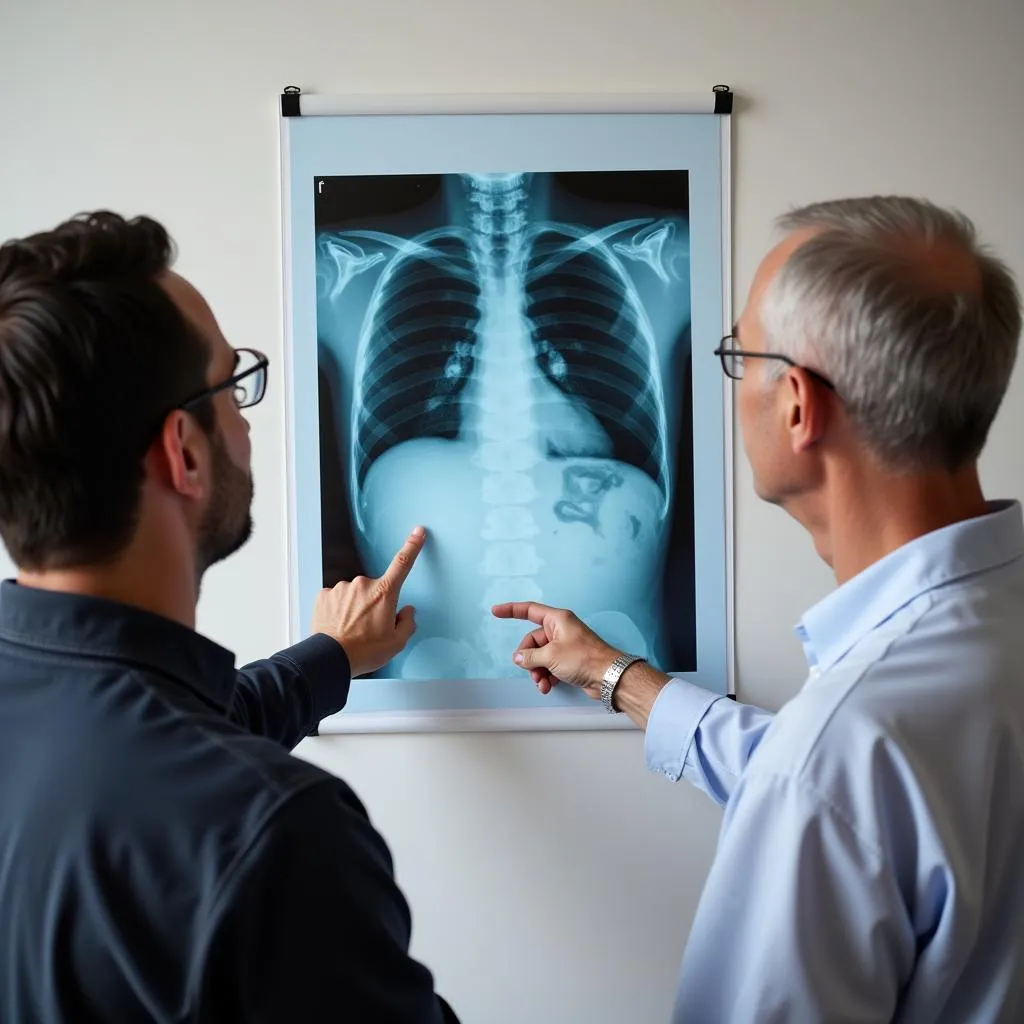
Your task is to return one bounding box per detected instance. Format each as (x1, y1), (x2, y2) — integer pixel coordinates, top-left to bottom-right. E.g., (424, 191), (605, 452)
(315, 169), (695, 680)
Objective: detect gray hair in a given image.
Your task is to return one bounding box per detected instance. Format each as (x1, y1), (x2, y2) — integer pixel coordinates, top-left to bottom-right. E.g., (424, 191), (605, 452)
(759, 196), (1022, 472)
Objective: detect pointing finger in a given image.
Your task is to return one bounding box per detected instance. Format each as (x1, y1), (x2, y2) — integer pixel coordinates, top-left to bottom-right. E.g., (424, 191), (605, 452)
(380, 526), (427, 591)
(492, 601), (556, 626)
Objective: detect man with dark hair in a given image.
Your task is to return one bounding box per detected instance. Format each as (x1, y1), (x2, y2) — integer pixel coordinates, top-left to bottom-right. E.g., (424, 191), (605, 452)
(0, 212), (457, 1022)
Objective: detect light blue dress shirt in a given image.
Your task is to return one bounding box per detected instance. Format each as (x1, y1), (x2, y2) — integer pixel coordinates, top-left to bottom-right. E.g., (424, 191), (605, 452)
(646, 500), (1024, 1022)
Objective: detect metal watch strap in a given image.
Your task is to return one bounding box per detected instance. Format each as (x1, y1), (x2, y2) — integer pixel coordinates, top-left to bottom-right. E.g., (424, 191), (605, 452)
(600, 653), (645, 713)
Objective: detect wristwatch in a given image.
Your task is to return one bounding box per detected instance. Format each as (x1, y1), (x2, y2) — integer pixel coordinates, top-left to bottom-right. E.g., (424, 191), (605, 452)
(600, 653), (645, 713)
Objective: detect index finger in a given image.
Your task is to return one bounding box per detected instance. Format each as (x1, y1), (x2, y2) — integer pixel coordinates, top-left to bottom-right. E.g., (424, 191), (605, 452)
(380, 526), (427, 589)
(491, 601), (557, 625)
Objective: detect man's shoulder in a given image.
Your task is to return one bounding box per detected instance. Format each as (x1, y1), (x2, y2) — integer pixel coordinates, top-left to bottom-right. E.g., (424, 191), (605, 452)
(12, 651), (358, 887)
(0, 642), (380, 1016)
(752, 585), (1024, 824)
(751, 669), (884, 791)
(102, 671), (353, 847)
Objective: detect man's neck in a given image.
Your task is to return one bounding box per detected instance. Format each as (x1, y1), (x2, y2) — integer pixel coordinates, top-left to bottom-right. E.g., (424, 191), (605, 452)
(796, 461), (989, 585)
(17, 542), (199, 630)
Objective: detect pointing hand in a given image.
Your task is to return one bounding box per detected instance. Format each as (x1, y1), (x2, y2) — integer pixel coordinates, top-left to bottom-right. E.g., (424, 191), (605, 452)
(312, 526), (426, 678)
(491, 600), (620, 701)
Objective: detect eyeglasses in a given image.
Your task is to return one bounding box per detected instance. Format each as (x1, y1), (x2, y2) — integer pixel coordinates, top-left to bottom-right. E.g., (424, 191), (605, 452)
(713, 334), (836, 392)
(180, 347), (269, 412)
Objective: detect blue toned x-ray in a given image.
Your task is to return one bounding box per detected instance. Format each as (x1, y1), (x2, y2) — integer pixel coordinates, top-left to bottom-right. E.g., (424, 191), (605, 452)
(315, 170), (695, 679)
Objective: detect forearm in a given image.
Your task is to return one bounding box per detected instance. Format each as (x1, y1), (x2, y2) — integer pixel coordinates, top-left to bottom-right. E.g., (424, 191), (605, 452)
(593, 652), (774, 804)
(639, 678), (774, 803)
(505, 603), (774, 804)
(589, 646), (771, 803)
(610, 660), (671, 728)
(231, 634), (351, 748)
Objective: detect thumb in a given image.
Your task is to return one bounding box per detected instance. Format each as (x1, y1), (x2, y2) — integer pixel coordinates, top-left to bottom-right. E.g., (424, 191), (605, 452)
(395, 605), (417, 645)
(513, 646), (551, 672)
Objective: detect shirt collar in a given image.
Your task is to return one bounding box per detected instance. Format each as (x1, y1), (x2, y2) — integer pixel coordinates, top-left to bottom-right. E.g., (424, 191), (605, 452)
(0, 579), (238, 710)
(796, 499), (1024, 673)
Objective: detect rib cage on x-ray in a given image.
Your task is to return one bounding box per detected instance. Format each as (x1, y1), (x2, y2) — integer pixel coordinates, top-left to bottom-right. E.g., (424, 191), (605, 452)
(353, 233), (481, 492)
(347, 175), (669, 519)
(525, 227), (666, 498)
(316, 170), (692, 679)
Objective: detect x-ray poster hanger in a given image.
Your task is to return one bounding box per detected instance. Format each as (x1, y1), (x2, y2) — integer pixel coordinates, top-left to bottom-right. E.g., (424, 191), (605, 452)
(278, 87), (735, 733)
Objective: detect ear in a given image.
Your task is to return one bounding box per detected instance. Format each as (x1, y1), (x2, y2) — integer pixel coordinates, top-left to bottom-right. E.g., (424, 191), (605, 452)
(148, 410), (209, 500)
(783, 368), (830, 454)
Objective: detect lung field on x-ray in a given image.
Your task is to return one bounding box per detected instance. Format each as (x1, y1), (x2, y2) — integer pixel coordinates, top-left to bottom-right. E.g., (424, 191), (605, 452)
(314, 170), (695, 679)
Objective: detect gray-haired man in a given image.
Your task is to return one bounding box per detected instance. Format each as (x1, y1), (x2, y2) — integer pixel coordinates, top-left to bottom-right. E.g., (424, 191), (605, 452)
(494, 197), (1024, 1022)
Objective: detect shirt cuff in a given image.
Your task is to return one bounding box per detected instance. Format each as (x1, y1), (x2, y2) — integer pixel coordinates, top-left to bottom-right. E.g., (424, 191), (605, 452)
(644, 679), (722, 781)
(279, 633), (352, 723)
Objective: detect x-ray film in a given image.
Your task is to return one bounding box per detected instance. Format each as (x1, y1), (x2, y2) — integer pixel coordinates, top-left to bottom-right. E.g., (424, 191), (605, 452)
(281, 101), (732, 730)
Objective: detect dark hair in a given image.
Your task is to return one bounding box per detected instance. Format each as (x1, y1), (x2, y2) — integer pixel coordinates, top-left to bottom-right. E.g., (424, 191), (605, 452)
(0, 211), (214, 569)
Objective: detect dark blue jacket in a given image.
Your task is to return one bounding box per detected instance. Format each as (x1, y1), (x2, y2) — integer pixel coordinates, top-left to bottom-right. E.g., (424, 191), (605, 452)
(0, 580), (457, 1023)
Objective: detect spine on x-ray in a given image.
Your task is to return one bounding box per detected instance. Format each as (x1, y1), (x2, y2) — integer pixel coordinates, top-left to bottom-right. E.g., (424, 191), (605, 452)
(461, 175), (545, 668)
(347, 174), (672, 665)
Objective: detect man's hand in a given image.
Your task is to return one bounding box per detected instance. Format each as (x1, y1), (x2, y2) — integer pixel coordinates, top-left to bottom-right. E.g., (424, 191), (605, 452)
(490, 601), (621, 701)
(312, 526), (426, 678)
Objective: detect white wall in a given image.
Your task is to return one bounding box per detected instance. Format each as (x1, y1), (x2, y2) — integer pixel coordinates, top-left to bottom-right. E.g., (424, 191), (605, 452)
(2, 1), (1022, 1020)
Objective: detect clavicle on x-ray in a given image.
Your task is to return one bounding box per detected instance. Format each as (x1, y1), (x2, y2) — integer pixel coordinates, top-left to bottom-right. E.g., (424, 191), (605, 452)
(315, 170), (696, 680)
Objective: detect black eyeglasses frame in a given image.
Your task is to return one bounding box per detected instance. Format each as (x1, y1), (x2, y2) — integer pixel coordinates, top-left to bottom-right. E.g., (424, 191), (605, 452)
(713, 334), (836, 392)
(179, 347), (269, 412)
